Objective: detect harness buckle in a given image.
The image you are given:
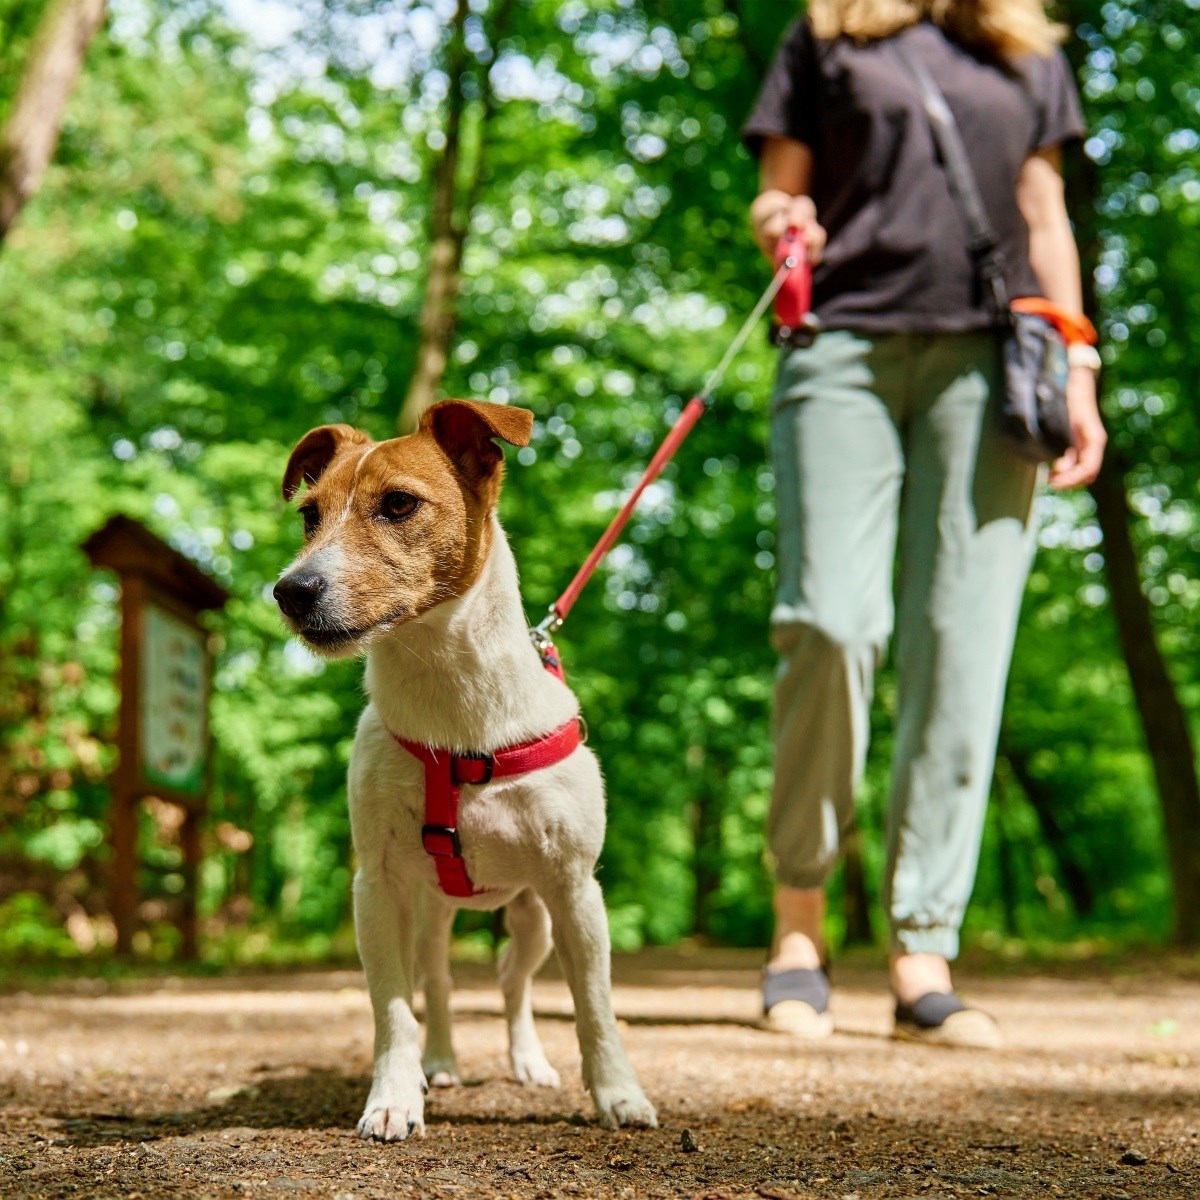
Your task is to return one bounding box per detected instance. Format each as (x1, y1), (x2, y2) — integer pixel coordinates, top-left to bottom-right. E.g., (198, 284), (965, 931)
(451, 751), (494, 786)
(421, 824), (462, 858)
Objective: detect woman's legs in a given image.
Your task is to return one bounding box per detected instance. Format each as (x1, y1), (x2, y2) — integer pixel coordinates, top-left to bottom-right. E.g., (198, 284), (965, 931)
(769, 330), (1037, 1008)
(768, 332), (906, 971)
(885, 334), (1039, 999)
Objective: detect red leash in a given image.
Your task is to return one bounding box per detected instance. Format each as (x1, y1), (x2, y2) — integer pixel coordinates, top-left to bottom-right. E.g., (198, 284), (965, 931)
(531, 231), (814, 650)
(403, 232), (813, 900)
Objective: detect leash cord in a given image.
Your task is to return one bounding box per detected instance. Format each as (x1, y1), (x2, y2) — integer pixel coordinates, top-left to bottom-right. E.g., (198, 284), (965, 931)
(699, 257), (794, 400)
(531, 251), (803, 645)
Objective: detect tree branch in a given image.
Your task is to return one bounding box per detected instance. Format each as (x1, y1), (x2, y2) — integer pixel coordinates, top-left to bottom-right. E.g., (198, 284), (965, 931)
(0, 0), (106, 243)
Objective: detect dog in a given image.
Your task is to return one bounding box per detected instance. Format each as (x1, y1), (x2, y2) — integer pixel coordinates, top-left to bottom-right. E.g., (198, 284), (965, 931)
(273, 399), (657, 1141)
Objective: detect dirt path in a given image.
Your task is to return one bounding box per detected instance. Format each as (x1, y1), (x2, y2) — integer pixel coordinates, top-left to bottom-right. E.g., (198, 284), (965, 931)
(2, 949), (1197, 1199)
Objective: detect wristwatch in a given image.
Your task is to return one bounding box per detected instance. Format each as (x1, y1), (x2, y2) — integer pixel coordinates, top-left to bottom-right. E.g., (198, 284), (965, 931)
(1067, 343), (1102, 372)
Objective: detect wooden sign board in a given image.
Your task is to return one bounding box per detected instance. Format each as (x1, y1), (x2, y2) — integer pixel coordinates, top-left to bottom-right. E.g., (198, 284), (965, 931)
(82, 515), (229, 959)
(140, 604), (209, 798)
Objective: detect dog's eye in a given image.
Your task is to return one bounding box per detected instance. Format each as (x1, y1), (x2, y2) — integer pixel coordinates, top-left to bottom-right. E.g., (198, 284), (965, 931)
(380, 491), (421, 522)
(300, 505), (320, 539)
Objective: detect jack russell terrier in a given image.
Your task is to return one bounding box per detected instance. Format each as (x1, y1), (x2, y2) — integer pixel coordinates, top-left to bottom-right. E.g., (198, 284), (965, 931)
(273, 399), (657, 1141)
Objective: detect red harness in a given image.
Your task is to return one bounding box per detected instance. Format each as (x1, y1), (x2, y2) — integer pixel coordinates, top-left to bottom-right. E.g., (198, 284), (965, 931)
(391, 641), (579, 898)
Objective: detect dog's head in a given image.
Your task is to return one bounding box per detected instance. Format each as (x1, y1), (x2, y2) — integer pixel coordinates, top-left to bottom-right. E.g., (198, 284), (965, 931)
(273, 399), (533, 657)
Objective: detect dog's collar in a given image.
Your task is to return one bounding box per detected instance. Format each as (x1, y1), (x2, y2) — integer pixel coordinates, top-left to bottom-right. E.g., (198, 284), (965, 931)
(391, 636), (577, 898)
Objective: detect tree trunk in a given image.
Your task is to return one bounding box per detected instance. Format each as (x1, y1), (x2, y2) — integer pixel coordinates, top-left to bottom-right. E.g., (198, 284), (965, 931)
(691, 779), (722, 938)
(1089, 462), (1200, 944)
(397, 0), (512, 433)
(840, 826), (874, 945)
(0, 0), (106, 243)
(1059, 20), (1200, 946)
(396, 0), (468, 433)
(991, 775), (1020, 938)
(722, 0), (768, 75)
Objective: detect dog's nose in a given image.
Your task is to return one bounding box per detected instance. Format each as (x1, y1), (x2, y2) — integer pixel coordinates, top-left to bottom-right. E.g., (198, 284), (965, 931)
(274, 572), (326, 620)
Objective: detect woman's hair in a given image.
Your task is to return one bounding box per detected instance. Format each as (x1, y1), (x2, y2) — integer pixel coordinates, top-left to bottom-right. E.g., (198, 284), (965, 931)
(807, 0), (1065, 58)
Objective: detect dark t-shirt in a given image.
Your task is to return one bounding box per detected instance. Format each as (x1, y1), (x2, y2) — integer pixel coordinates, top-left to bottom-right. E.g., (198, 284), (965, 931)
(743, 20), (1086, 333)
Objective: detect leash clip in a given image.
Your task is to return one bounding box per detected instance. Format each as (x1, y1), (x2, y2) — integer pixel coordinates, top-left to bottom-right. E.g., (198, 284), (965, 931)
(529, 607), (563, 656)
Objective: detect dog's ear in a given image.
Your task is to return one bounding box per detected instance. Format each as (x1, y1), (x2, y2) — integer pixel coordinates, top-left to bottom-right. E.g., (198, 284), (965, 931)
(282, 424), (371, 501)
(421, 400), (534, 485)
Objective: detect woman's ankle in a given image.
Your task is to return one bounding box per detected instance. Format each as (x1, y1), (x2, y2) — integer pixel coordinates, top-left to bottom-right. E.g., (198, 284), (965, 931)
(890, 951), (953, 1004)
(768, 930), (824, 971)
(769, 885), (827, 971)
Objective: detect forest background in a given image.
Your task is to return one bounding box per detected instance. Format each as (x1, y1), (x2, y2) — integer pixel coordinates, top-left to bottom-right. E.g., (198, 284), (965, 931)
(1, 0), (1198, 969)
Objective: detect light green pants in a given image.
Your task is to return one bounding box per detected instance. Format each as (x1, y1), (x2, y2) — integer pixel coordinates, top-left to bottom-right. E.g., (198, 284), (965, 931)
(768, 330), (1039, 960)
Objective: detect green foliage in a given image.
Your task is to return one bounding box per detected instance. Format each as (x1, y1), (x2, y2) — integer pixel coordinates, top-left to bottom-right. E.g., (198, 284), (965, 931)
(0, 0), (46, 123)
(0, 893), (80, 958)
(0, 0), (1195, 964)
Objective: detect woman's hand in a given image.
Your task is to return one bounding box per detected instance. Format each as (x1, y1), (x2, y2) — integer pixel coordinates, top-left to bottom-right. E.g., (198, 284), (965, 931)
(1018, 150), (1105, 489)
(750, 190), (826, 263)
(1049, 367), (1106, 489)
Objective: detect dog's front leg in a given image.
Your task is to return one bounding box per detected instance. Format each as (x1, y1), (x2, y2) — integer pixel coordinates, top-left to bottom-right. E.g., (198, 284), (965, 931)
(543, 876), (657, 1130)
(354, 870), (426, 1141)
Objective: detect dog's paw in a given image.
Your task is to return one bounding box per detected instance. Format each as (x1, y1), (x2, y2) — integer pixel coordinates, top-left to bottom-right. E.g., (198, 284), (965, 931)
(510, 1047), (560, 1088)
(421, 1055), (461, 1089)
(356, 1082), (427, 1142)
(592, 1083), (658, 1130)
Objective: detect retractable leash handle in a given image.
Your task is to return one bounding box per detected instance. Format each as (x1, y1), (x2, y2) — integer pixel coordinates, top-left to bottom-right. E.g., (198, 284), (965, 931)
(531, 230), (813, 654)
(774, 226), (812, 333)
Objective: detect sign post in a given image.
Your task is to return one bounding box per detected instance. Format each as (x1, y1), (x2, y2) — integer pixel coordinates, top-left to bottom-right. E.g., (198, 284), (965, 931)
(82, 516), (229, 959)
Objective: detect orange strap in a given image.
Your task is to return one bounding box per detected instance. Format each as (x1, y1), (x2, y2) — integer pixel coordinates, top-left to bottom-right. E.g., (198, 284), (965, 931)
(1011, 298), (1097, 346)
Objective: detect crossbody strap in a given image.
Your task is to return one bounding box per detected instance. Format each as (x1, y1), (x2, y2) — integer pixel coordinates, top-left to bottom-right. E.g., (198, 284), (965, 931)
(894, 41), (1010, 317)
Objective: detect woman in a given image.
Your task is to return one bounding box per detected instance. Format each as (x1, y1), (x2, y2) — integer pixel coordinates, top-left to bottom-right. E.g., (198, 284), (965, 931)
(744, 0), (1105, 1045)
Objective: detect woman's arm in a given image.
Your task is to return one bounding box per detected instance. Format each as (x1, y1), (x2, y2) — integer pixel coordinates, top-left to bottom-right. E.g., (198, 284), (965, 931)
(1016, 148), (1106, 489)
(750, 136), (826, 263)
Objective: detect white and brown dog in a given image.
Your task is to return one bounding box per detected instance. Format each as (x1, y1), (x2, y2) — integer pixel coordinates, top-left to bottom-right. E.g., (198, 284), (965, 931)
(274, 399), (656, 1141)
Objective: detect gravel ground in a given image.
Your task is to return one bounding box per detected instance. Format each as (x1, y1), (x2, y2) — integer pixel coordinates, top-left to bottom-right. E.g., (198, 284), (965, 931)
(1, 948), (1197, 1199)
